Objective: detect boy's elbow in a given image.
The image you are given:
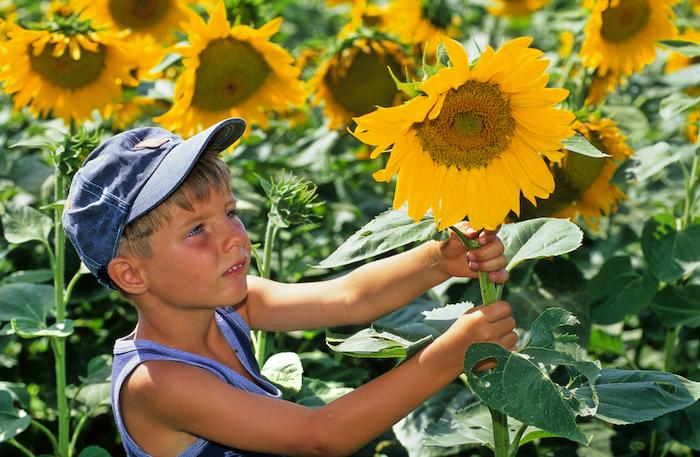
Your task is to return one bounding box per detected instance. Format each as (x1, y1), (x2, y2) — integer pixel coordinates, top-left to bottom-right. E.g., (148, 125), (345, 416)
(295, 409), (357, 457)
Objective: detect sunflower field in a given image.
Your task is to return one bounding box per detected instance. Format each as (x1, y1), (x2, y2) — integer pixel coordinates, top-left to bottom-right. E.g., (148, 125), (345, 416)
(0, 0), (699, 456)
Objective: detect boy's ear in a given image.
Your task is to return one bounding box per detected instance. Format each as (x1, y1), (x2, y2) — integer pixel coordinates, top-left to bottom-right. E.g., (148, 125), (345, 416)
(107, 256), (148, 295)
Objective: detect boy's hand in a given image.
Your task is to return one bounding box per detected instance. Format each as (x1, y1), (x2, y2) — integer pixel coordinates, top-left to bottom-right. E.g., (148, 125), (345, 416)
(431, 301), (518, 375)
(435, 221), (509, 283)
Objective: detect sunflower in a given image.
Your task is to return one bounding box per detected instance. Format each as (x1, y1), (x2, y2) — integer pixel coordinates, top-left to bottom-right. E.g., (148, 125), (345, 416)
(519, 116), (633, 228)
(339, 0), (386, 38)
(665, 27), (700, 74)
(585, 71), (620, 106)
(382, 0), (461, 57)
(0, 19), (147, 123)
(352, 36), (575, 231)
(309, 37), (413, 129)
(105, 94), (166, 129)
(687, 110), (699, 145)
(488, 0), (551, 16)
(71, 0), (192, 43)
(580, 0), (677, 77)
(154, 2), (305, 137)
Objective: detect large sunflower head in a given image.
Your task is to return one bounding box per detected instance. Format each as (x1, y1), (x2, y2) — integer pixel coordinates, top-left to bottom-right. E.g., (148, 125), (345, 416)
(488, 0), (551, 16)
(518, 116), (633, 228)
(0, 10), (151, 123)
(580, 0), (677, 77)
(71, 0), (192, 43)
(154, 1), (306, 137)
(309, 35), (413, 129)
(352, 36), (575, 231)
(383, 0), (462, 56)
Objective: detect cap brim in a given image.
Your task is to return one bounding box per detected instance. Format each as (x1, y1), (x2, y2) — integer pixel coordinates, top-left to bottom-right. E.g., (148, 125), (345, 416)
(127, 117), (246, 223)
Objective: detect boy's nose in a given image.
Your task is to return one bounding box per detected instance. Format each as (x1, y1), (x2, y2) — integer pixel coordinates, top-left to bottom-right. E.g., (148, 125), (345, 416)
(221, 223), (247, 253)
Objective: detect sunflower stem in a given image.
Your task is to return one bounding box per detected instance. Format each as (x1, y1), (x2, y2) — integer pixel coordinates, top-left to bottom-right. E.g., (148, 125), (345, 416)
(253, 218), (278, 367)
(449, 225), (508, 457)
(52, 122), (73, 457)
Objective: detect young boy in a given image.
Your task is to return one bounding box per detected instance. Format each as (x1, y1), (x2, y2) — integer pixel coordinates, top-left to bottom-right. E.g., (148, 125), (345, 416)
(63, 118), (517, 457)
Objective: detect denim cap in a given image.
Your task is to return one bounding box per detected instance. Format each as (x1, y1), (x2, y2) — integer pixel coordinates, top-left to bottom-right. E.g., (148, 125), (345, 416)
(63, 118), (246, 288)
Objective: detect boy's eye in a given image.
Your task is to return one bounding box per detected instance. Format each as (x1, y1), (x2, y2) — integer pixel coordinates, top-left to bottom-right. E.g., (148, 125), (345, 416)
(187, 224), (204, 237)
(226, 209), (238, 219)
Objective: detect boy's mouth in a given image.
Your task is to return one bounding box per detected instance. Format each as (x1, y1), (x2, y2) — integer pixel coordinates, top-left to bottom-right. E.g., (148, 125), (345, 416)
(223, 258), (247, 276)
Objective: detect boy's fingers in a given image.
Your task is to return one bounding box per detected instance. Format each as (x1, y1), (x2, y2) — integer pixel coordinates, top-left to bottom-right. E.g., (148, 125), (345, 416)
(499, 331), (519, 349)
(488, 269), (509, 284)
(485, 301), (512, 322)
(467, 240), (505, 261)
(468, 257), (507, 273)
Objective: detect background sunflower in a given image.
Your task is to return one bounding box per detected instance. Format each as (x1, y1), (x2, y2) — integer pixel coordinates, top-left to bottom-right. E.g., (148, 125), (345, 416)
(488, 0), (551, 16)
(0, 18), (147, 123)
(154, 1), (306, 137)
(309, 35), (413, 129)
(519, 116), (633, 228)
(581, 0), (677, 77)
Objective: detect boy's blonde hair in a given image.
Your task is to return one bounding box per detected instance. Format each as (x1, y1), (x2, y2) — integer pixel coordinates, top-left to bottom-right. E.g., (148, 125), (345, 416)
(116, 150), (230, 258)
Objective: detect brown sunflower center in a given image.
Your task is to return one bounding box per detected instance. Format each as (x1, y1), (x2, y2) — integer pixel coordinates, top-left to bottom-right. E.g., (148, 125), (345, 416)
(28, 42), (105, 89)
(415, 81), (515, 170)
(600, 0), (650, 43)
(108, 0), (170, 30)
(326, 48), (402, 118)
(191, 38), (270, 111)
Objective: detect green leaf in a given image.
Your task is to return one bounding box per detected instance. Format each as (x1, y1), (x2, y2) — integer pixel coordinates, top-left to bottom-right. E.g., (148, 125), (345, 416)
(660, 40), (700, 58)
(1, 202), (52, 245)
(394, 384), (475, 456)
(77, 445), (112, 457)
(625, 142), (694, 182)
(528, 307), (581, 349)
(261, 352), (303, 397)
(73, 383), (111, 410)
(0, 283), (54, 323)
(563, 133), (610, 158)
(573, 369), (700, 425)
(424, 402), (551, 450)
(641, 217), (700, 283)
(326, 300), (471, 358)
(587, 256), (659, 325)
(0, 383), (29, 410)
(0, 390), (30, 442)
(2, 269), (53, 284)
(652, 285), (700, 328)
(463, 309), (600, 445)
(463, 343), (592, 445)
(11, 319), (74, 338)
(500, 218), (583, 271)
(294, 377), (353, 407)
(660, 92), (700, 119)
(655, 401), (700, 451)
(80, 355), (113, 384)
(316, 208), (436, 269)
(601, 105), (649, 140)
(662, 63), (700, 89)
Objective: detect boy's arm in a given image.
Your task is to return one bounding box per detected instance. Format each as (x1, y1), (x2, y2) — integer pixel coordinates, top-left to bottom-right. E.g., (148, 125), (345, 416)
(244, 224), (507, 331)
(124, 302), (517, 457)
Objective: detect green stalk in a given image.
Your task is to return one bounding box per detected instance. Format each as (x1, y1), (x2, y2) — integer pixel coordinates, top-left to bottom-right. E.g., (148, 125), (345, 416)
(53, 166), (69, 457)
(509, 424), (528, 457)
(68, 412), (90, 457)
(253, 218), (279, 367)
(449, 226), (510, 457)
(51, 123), (74, 457)
(8, 439), (36, 457)
(681, 148), (699, 229)
(663, 326), (681, 373)
(31, 419), (58, 455)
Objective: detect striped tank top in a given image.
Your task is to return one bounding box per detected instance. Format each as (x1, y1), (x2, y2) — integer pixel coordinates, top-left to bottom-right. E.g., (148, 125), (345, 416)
(111, 306), (283, 457)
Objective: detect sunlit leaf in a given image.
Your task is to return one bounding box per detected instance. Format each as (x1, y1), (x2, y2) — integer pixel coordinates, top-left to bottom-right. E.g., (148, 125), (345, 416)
(500, 218), (583, 271)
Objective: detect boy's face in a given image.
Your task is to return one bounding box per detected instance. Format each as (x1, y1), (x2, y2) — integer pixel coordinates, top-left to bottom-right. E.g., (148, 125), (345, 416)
(136, 188), (251, 310)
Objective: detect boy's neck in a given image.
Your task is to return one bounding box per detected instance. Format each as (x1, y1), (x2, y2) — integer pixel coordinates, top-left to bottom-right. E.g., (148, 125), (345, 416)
(133, 303), (223, 354)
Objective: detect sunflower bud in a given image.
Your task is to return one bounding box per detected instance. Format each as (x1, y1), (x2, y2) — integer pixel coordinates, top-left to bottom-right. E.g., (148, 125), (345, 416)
(259, 172), (323, 229)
